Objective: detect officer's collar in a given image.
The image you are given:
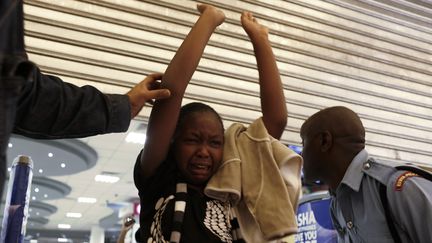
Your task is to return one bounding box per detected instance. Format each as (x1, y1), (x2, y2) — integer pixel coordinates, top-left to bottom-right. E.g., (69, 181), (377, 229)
(338, 149), (369, 193)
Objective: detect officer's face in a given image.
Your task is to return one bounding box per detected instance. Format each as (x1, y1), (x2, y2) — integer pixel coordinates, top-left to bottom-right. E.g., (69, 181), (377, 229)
(300, 129), (322, 183)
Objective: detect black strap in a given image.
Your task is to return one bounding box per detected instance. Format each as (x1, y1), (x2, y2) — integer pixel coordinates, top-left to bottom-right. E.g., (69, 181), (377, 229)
(379, 184), (402, 243)
(395, 165), (432, 181)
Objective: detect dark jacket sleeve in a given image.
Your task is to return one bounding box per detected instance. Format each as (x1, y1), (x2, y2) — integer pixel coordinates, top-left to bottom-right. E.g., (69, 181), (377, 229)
(13, 66), (131, 139)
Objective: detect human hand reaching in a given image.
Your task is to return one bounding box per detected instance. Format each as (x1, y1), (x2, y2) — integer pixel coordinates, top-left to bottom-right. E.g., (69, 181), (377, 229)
(126, 73), (171, 118)
(241, 11), (268, 40)
(197, 3), (225, 27)
(121, 215), (135, 232)
(117, 215), (135, 243)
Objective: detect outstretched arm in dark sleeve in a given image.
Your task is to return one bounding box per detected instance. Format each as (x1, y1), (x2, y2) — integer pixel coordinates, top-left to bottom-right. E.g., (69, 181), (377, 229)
(13, 67), (169, 139)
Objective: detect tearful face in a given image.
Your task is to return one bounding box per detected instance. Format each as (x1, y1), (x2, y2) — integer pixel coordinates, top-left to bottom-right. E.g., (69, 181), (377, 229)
(173, 112), (224, 185)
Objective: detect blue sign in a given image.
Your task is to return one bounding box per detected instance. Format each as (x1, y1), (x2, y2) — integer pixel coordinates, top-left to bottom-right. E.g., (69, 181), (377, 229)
(295, 195), (337, 243)
(288, 145), (303, 155)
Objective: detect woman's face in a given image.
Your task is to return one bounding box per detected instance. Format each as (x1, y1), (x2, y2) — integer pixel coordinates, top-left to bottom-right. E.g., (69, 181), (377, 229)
(173, 112), (224, 186)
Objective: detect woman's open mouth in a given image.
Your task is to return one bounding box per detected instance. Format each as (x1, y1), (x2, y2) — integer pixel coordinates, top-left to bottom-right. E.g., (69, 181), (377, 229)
(189, 162), (211, 175)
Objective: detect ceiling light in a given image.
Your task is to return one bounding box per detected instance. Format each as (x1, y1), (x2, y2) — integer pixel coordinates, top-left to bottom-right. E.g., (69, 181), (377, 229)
(60, 163), (66, 168)
(8, 143), (12, 148)
(94, 174), (120, 183)
(57, 238), (69, 242)
(7, 167), (11, 172)
(44, 194), (48, 198)
(34, 188), (39, 193)
(125, 132), (146, 145)
(38, 169), (43, 174)
(78, 197), (97, 203)
(48, 153), (53, 158)
(57, 224), (71, 229)
(32, 196), (36, 200)
(66, 212), (82, 218)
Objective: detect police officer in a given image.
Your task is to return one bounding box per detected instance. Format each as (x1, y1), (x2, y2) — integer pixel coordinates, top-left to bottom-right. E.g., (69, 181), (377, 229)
(300, 106), (432, 242)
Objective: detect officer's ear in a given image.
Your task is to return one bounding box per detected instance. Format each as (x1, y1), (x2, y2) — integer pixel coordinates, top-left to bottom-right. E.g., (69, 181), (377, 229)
(318, 131), (333, 152)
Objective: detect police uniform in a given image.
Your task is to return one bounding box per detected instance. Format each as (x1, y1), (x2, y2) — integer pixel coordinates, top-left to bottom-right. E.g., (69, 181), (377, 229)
(330, 149), (432, 243)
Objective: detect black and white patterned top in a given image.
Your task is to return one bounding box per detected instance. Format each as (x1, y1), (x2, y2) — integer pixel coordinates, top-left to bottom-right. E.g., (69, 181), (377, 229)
(204, 200), (233, 242)
(134, 156), (243, 243)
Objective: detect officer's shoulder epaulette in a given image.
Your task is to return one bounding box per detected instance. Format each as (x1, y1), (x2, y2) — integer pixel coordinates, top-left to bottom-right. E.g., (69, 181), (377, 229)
(391, 165), (432, 191)
(393, 171), (419, 191)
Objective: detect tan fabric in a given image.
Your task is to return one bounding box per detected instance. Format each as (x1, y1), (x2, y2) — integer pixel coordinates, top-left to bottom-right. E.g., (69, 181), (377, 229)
(205, 117), (303, 242)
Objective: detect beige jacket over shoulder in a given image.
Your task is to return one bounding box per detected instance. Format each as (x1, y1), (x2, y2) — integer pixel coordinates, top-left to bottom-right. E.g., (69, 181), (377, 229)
(205, 117), (303, 242)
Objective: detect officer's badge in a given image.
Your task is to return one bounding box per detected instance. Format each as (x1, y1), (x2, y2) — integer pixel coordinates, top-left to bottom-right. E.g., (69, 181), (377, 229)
(395, 171), (419, 191)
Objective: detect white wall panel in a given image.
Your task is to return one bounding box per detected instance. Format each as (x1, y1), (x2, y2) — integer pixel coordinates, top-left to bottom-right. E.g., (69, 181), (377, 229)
(23, 0), (432, 168)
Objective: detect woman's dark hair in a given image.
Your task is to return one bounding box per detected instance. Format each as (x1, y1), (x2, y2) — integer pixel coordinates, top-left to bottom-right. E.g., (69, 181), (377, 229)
(174, 102), (224, 136)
